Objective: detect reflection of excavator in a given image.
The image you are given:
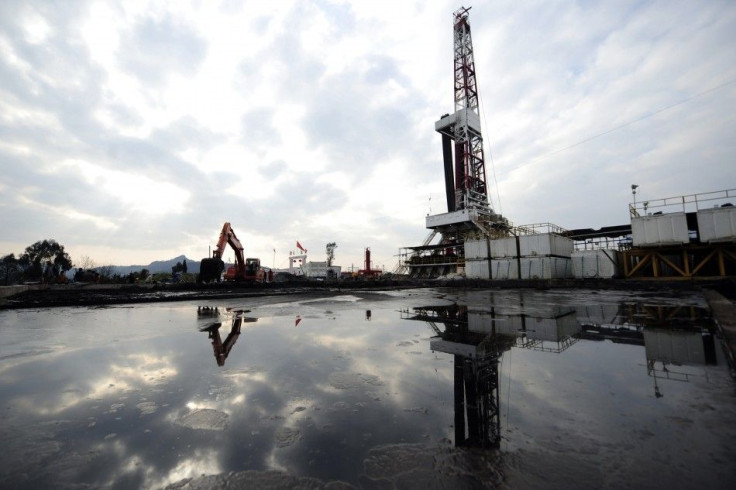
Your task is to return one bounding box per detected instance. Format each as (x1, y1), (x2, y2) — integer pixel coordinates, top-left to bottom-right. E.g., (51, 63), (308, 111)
(200, 309), (257, 366)
(198, 222), (270, 283)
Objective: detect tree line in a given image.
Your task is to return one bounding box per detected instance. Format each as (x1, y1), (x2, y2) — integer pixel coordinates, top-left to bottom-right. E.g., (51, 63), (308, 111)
(1, 239), (192, 286)
(2, 239), (73, 285)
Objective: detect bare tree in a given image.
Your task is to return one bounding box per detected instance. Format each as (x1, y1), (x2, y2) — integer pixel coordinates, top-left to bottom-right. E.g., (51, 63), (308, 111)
(77, 255), (96, 270)
(97, 265), (115, 282)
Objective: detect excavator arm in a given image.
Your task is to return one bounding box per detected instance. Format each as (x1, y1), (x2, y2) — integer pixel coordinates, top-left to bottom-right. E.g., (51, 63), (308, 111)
(213, 223), (243, 262)
(225, 226), (246, 275)
(199, 222), (268, 283)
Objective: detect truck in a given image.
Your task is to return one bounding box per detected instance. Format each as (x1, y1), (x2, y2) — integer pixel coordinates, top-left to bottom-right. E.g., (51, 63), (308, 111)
(198, 222), (270, 283)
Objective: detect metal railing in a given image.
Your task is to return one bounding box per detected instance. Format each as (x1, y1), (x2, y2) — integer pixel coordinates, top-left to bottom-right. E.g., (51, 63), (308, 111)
(629, 188), (735, 218)
(512, 222), (569, 236)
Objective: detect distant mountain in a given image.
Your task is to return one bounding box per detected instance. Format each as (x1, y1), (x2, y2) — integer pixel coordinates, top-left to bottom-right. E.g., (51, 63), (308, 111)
(104, 255), (201, 276)
(146, 255), (200, 274)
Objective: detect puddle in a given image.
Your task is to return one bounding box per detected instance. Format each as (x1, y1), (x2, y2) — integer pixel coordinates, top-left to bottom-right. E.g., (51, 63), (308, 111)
(174, 409), (229, 431)
(0, 288), (734, 489)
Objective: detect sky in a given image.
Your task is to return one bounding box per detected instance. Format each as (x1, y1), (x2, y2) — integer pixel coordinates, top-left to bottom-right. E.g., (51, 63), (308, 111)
(1, 0), (735, 271)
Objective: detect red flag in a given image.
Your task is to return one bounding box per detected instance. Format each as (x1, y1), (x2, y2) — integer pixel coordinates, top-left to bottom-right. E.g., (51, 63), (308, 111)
(296, 241), (307, 253)
(295, 316), (302, 327)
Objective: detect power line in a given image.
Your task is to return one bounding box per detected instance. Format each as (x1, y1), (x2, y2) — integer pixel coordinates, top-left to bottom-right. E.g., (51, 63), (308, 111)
(499, 78), (736, 177)
(480, 92), (503, 215)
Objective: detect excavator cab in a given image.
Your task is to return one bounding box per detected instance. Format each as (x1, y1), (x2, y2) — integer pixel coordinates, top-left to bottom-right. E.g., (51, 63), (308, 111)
(245, 258), (260, 276)
(244, 258), (265, 281)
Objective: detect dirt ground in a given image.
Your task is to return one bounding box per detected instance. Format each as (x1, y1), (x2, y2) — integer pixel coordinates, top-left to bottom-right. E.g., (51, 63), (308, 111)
(2, 277), (734, 310)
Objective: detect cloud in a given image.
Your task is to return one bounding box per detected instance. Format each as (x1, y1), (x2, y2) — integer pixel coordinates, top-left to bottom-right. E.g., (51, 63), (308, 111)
(0, 0), (734, 266)
(118, 14), (207, 86)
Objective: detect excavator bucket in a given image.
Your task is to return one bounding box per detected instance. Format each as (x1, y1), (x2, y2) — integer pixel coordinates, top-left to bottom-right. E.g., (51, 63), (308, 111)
(198, 258), (225, 283)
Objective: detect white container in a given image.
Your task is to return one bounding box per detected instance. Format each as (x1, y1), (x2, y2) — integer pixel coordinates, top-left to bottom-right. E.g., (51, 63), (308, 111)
(519, 233), (574, 258)
(491, 258), (519, 280)
(644, 330), (705, 365)
(519, 257), (572, 279)
(494, 314), (580, 342)
(430, 339), (480, 358)
(697, 206), (736, 243)
(464, 239), (489, 260)
(571, 249), (621, 278)
(468, 311), (509, 334)
(631, 212), (689, 247)
(434, 108), (482, 134)
(465, 259), (490, 279)
(426, 208), (483, 229)
(576, 304), (621, 326)
(489, 237), (517, 258)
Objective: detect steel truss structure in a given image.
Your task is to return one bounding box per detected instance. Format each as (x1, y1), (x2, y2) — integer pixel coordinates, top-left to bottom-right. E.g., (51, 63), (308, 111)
(451, 6), (488, 211)
(622, 243), (736, 279)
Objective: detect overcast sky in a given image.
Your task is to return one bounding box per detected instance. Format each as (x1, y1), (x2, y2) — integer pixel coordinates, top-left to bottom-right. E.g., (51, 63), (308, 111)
(1, 0), (735, 270)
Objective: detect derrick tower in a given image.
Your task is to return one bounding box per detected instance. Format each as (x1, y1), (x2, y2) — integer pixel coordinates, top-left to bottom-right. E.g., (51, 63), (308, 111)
(401, 6), (508, 279)
(437, 6), (489, 212)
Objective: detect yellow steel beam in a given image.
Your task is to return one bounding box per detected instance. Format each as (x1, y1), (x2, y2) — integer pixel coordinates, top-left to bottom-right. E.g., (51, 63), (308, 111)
(656, 252), (687, 277)
(627, 252), (652, 277)
(691, 248), (718, 275)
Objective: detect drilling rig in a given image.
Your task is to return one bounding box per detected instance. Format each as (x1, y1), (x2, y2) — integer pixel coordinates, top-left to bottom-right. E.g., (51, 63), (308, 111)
(403, 6), (508, 278)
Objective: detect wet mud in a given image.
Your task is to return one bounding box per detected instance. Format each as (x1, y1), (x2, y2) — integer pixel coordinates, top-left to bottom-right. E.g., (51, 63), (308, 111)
(1, 286), (735, 489)
(3, 277), (733, 310)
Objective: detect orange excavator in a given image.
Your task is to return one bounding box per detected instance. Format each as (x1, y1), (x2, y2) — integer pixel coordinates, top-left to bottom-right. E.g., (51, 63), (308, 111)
(198, 222), (269, 283)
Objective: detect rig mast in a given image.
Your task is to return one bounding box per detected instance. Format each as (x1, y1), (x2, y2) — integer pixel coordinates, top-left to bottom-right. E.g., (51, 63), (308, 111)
(440, 6), (489, 212)
(435, 6), (502, 220)
(400, 6), (508, 278)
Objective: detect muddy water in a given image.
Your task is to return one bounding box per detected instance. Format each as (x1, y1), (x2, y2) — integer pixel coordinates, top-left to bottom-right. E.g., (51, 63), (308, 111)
(0, 288), (734, 489)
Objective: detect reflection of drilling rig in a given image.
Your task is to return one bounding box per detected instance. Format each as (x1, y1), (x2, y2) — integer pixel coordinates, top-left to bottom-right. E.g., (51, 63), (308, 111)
(403, 304), (514, 448)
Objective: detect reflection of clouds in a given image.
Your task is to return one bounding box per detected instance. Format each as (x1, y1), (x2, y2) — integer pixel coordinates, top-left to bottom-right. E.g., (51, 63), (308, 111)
(127, 446), (223, 490)
(87, 352), (178, 399)
(258, 306), (455, 475)
(1, 295), (466, 486)
(0, 346), (65, 375)
(158, 449), (223, 488)
(13, 352), (178, 417)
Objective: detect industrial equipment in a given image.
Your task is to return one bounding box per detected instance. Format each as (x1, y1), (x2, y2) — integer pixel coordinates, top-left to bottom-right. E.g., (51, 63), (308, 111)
(358, 247), (382, 278)
(402, 6), (509, 278)
(198, 222), (269, 283)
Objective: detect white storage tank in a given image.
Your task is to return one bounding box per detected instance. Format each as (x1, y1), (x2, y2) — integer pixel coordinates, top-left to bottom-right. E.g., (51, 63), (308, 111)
(491, 259), (519, 280)
(464, 239), (489, 260)
(571, 249), (621, 278)
(519, 257), (572, 279)
(697, 206), (736, 243)
(631, 212), (689, 247)
(519, 233), (574, 258)
(465, 259), (490, 279)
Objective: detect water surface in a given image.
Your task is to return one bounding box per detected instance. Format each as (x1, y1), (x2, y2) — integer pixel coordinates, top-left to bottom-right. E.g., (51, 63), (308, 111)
(0, 288), (734, 489)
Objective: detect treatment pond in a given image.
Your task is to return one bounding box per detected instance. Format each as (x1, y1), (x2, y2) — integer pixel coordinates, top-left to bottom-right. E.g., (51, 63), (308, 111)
(1, 288), (735, 489)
